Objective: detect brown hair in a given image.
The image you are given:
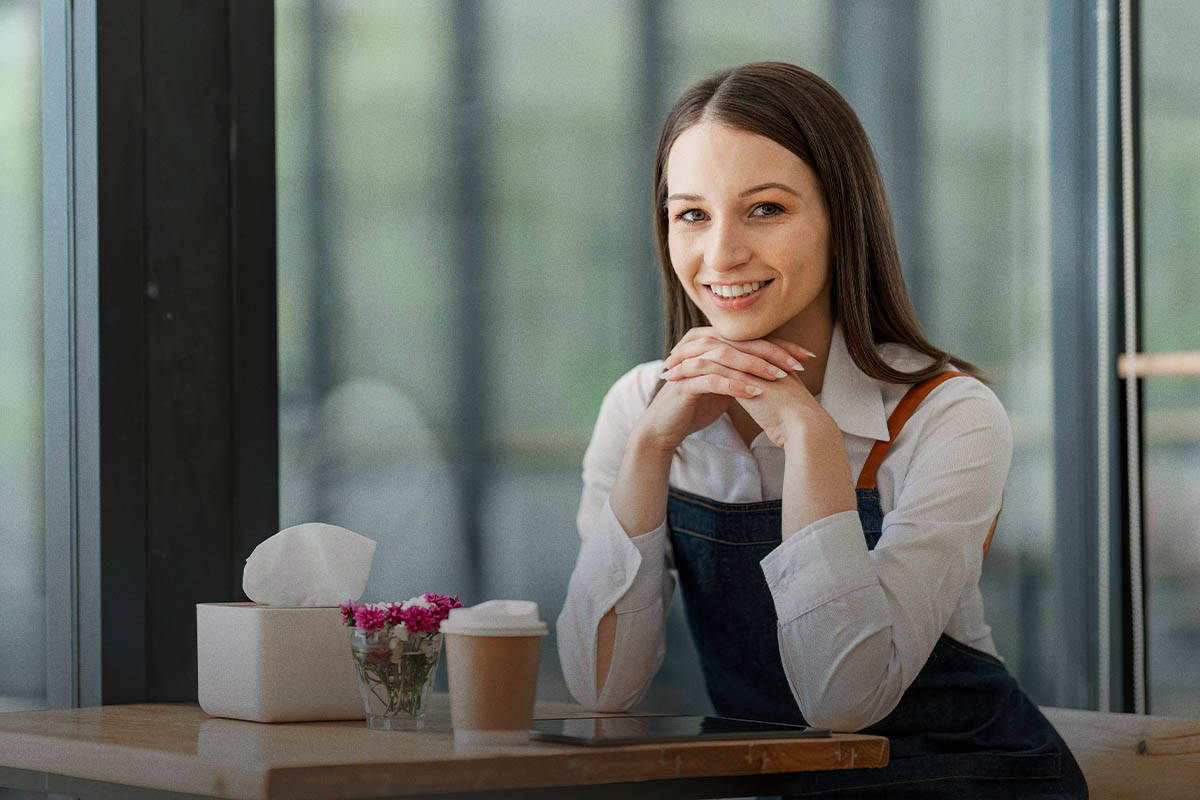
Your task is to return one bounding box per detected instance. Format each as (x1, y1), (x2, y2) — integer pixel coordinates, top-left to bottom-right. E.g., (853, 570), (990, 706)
(652, 62), (982, 384)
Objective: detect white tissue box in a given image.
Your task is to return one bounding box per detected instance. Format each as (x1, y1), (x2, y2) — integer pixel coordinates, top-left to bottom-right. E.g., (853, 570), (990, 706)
(196, 602), (363, 722)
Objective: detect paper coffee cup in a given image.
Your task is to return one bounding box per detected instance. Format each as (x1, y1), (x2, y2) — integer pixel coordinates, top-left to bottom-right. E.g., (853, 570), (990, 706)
(440, 600), (548, 745)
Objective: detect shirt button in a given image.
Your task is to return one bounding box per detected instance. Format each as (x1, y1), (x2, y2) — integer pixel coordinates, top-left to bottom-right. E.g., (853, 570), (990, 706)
(612, 569), (625, 586)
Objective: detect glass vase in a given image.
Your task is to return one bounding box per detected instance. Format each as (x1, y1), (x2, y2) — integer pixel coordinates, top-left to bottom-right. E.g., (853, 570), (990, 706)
(350, 627), (443, 730)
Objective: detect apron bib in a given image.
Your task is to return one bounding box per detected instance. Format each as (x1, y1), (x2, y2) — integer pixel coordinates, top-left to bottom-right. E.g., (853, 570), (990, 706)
(666, 372), (1088, 798)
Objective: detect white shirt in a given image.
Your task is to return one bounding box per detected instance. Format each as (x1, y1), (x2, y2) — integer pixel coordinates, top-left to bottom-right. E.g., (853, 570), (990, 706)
(556, 324), (1012, 731)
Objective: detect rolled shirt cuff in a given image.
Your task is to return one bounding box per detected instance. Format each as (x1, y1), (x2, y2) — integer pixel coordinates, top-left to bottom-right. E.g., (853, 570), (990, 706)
(575, 498), (666, 614)
(760, 509), (876, 624)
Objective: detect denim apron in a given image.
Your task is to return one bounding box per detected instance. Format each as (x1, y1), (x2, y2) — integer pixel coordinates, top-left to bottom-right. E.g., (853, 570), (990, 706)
(666, 372), (1088, 798)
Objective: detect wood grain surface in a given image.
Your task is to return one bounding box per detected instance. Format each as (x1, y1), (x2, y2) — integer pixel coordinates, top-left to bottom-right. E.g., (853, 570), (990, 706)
(1042, 706), (1200, 800)
(0, 696), (888, 799)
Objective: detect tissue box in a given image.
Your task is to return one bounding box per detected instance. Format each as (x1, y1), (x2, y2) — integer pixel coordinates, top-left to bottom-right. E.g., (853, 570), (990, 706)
(197, 602), (363, 722)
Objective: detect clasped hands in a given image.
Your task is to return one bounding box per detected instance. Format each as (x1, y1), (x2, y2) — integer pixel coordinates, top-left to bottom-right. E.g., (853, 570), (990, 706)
(642, 326), (839, 453)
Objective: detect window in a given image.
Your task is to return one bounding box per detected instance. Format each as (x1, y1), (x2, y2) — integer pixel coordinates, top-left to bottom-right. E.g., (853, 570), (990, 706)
(0, 0), (45, 713)
(276, 0), (1074, 710)
(1141, 0), (1200, 718)
(920, 0), (1057, 702)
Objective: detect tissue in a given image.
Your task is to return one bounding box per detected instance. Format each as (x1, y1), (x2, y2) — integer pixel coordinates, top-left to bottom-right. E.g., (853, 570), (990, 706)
(242, 522), (375, 606)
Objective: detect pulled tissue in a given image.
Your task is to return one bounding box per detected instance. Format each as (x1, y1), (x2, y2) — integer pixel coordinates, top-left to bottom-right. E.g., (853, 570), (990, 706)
(242, 522), (376, 606)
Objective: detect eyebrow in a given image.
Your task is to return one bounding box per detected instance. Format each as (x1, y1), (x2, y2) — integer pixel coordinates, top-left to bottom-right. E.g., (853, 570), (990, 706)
(666, 182), (802, 203)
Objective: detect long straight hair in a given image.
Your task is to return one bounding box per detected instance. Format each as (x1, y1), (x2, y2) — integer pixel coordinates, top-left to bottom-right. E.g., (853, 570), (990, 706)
(652, 62), (982, 384)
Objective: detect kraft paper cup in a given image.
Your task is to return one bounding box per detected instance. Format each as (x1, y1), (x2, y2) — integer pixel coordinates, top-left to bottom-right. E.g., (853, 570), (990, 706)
(439, 600), (548, 745)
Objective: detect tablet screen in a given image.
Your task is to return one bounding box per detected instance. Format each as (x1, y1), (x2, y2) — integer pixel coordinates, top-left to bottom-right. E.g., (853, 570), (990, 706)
(529, 715), (831, 746)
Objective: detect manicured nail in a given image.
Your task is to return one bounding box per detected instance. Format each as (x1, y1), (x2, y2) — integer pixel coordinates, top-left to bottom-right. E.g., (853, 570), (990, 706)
(773, 368), (788, 378)
(746, 386), (763, 396)
(788, 359), (805, 372)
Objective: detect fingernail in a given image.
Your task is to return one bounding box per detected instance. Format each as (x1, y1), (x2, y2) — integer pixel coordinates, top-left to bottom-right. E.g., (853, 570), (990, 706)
(773, 368), (788, 378)
(746, 386), (763, 396)
(788, 359), (805, 372)
(658, 369), (671, 380)
(801, 347), (817, 358)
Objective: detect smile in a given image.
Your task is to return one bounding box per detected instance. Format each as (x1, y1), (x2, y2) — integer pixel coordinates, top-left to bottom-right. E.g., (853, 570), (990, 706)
(705, 280), (769, 298)
(703, 280), (772, 308)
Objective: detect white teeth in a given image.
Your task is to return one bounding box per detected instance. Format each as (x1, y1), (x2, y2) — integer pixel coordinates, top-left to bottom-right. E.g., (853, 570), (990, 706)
(708, 281), (765, 299)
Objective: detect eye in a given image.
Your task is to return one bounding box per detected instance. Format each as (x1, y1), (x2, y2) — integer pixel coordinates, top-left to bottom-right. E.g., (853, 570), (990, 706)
(673, 208), (708, 224)
(753, 202), (784, 218)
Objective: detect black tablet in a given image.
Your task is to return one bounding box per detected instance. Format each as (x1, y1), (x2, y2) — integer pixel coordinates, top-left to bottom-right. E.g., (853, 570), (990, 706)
(529, 715), (831, 746)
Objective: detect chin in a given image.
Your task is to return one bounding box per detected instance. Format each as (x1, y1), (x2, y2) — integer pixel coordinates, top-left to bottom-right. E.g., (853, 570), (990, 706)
(708, 317), (775, 342)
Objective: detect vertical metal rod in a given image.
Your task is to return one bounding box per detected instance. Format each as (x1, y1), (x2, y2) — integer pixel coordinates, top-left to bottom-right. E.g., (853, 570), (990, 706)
(1048, 0), (1101, 709)
(42, 0), (78, 710)
(1095, 0), (1112, 714)
(71, 0), (104, 710)
(1117, 0), (1146, 715)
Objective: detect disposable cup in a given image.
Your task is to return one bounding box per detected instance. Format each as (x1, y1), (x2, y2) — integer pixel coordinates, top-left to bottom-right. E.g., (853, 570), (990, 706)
(439, 600), (548, 745)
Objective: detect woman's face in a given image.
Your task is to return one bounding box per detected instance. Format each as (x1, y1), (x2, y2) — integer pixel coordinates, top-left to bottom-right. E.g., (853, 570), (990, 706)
(664, 121), (833, 343)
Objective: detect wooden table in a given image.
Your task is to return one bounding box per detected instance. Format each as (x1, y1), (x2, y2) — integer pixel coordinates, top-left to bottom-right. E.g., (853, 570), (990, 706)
(0, 696), (888, 800)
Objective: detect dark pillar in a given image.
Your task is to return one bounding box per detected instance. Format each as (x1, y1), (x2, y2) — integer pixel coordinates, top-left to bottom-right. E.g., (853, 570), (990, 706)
(88, 0), (277, 703)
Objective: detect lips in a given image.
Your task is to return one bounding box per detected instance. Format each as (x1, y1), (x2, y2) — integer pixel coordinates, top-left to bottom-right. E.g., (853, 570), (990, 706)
(703, 279), (772, 309)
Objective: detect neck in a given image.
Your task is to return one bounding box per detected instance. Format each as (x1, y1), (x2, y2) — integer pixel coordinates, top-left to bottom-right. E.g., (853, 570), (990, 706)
(772, 309), (835, 397)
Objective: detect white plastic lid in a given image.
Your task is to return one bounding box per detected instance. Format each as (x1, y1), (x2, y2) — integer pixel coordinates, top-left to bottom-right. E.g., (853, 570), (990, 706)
(439, 599), (548, 637)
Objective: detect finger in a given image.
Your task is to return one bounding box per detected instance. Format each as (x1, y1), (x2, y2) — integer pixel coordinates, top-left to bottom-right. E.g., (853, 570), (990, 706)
(667, 327), (721, 357)
(666, 336), (805, 374)
(664, 356), (774, 390)
(719, 337), (809, 372)
(764, 336), (817, 360)
(670, 372), (764, 399)
(663, 329), (725, 370)
(663, 343), (790, 381)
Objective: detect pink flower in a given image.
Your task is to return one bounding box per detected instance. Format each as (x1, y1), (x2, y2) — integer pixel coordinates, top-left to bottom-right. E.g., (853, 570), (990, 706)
(423, 593), (462, 627)
(353, 604), (387, 633)
(384, 603), (405, 627)
(426, 593), (462, 614)
(343, 592), (461, 633)
(400, 604), (438, 633)
(338, 600), (361, 627)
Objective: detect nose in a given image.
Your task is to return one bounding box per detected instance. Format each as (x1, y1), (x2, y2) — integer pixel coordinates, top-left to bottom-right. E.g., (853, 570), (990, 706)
(703, 216), (751, 272)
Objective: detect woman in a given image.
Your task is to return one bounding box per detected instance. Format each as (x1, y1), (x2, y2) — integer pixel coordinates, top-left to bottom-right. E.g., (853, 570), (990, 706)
(557, 62), (1087, 798)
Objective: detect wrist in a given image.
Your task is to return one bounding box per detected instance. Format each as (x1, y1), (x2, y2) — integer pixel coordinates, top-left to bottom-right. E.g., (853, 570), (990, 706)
(630, 419), (684, 460)
(778, 405), (840, 454)
(611, 428), (675, 539)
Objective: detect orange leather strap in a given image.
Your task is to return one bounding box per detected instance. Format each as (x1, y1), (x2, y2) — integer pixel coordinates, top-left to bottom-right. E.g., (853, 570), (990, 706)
(982, 506), (1000, 559)
(854, 369), (1000, 560)
(855, 370), (970, 490)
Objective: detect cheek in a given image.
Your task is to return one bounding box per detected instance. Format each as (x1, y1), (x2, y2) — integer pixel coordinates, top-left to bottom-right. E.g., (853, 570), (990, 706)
(667, 238), (693, 281)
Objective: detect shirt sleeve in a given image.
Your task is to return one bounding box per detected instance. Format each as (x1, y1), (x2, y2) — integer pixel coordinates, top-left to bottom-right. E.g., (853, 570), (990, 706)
(556, 363), (676, 711)
(760, 379), (1013, 731)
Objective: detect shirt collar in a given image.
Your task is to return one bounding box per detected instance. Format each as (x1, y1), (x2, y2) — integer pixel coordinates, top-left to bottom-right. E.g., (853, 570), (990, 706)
(818, 323), (890, 442)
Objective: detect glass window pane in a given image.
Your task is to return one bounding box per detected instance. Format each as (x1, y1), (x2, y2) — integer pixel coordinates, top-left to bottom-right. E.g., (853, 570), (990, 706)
(1141, 0), (1200, 718)
(276, 0), (470, 600)
(277, 0), (1061, 711)
(920, 0), (1055, 703)
(0, 0), (45, 712)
